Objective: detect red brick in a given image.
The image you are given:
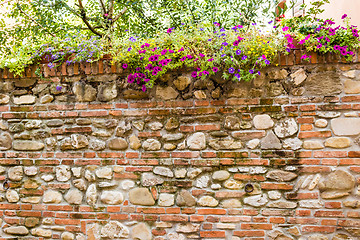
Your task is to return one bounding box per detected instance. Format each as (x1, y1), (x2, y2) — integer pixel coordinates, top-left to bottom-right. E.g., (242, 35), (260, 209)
(233, 230), (265, 237)
(200, 231), (226, 238)
(302, 226), (336, 233)
(198, 209), (227, 215)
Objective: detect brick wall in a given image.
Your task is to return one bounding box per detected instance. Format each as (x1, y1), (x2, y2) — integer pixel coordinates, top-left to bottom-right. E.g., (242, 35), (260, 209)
(0, 56), (359, 240)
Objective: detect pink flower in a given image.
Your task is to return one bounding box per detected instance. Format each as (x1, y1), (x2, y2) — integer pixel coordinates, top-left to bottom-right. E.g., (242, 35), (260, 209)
(213, 67), (218, 73)
(282, 26), (289, 31)
(122, 63), (128, 69)
(342, 14), (348, 19)
(167, 28), (174, 34)
(142, 85), (146, 92)
(178, 47), (184, 52)
(207, 58), (214, 62)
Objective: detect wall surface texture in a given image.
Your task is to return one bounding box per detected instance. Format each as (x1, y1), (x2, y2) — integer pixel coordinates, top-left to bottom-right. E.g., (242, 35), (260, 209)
(0, 57), (359, 240)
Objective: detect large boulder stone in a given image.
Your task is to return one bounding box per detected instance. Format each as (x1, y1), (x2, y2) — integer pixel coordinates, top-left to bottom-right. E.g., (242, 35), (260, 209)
(6, 190), (19, 203)
(95, 167), (113, 180)
(290, 68), (307, 86)
(56, 165), (71, 182)
(253, 114), (274, 130)
(73, 82), (97, 102)
(176, 190), (196, 207)
(43, 190), (62, 203)
(0, 132), (12, 150)
(100, 191), (124, 204)
(64, 189), (83, 205)
(305, 72), (341, 95)
(153, 167), (173, 177)
(158, 193), (175, 206)
(131, 223), (152, 240)
(174, 75), (191, 91)
(344, 79), (360, 94)
(86, 184), (97, 205)
(224, 116), (241, 130)
(4, 226), (29, 235)
(129, 135), (141, 150)
(97, 82), (117, 101)
(129, 188), (155, 206)
(13, 95), (36, 105)
(274, 118), (298, 138)
(282, 138), (302, 150)
(325, 137), (351, 148)
(89, 138), (106, 151)
(221, 199), (242, 208)
(198, 196), (219, 207)
(142, 139), (161, 151)
(156, 86), (179, 100)
(244, 194), (268, 207)
(108, 138), (128, 150)
(318, 170), (355, 199)
(212, 170), (230, 181)
(331, 118), (360, 136)
(141, 173), (164, 186)
(13, 140), (44, 151)
(209, 139), (242, 150)
(303, 140), (324, 149)
(101, 221), (129, 239)
(8, 166), (23, 181)
(187, 132), (206, 150)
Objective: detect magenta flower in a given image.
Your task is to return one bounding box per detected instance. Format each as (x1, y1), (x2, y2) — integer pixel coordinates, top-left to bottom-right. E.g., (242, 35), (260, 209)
(187, 55), (193, 59)
(282, 26), (289, 31)
(199, 53), (205, 57)
(169, 49), (174, 53)
(203, 71), (209, 75)
(207, 58), (214, 62)
(161, 49), (168, 55)
(342, 14), (347, 19)
(167, 28), (174, 34)
(233, 40), (239, 46)
(180, 56), (187, 61)
(178, 47), (184, 52)
(142, 85), (146, 92)
(301, 54), (311, 60)
(127, 74), (135, 83)
(122, 63), (128, 69)
(261, 55), (266, 60)
(213, 67), (218, 73)
(191, 71), (197, 78)
(214, 22), (220, 27)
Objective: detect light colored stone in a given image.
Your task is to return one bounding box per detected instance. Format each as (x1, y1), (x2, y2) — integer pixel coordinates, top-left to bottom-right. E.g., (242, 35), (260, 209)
(195, 175), (210, 188)
(87, 223), (100, 240)
(332, 233), (353, 240)
(141, 173), (164, 186)
(344, 111), (357, 117)
(71, 167), (82, 178)
(308, 234), (329, 240)
(187, 168), (202, 179)
(121, 180), (135, 190)
(224, 116), (241, 130)
(43, 190), (62, 203)
(211, 183), (222, 189)
(101, 221), (129, 239)
(315, 119), (328, 128)
(40, 94), (54, 104)
(13, 140), (44, 151)
(164, 143), (176, 150)
(153, 166), (173, 177)
(98, 182), (117, 188)
(175, 169), (187, 178)
(132, 120), (145, 131)
(331, 118), (360, 136)
(246, 139), (260, 149)
(266, 170), (297, 182)
(25, 217), (39, 228)
(268, 201), (297, 209)
(129, 135), (141, 150)
(95, 167), (112, 179)
(64, 189), (83, 205)
(221, 199), (242, 208)
(6, 190), (19, 203)
(86, 184), (97, 205)
(108, 138), (128, 150)
(187, 132), (206, 150)
(148, 122), (163, 131)
(308, 174), (321, 190)
(344, 79), (360, 94)
(176, 223), (200, 233)
(13, 94), (36, 104)
(318, 111), (341, 118)
(0, 94), (9, 104)
(291, 68), (307, 86)
(162, 133), (184, 141)
(283, 138), (302, 150)
(244, 194), (268, 207)
(97, 82), (117, 101)
(224, 179), (243, 190)
(209, 139), (242, 150)
(174, 76), (191, 90)
(8, 166), (23, 181)
(176, 190), (196, 207)
(156, 86), (179, 100)
(343, 70), (356, 78)
(261, 131), (281, 149)
(41, 174), (54, 182)
(325, 137), (351, 148)
(73, 82), (97, 102)
(343, 200), (360, 208)
(89, 138), (105, 151)
(165, 117), (179, 130)
(268, 191), (282, 200)
(25, 120), (42, 129)
(158, 193), (174, 206)
(274, 118), (298, 138)
(142, 139), (161, 151)
(212, 170), (230, 181)
(100, 191), (124, 204)
(249, 166), (267, 174)
(73, 179), (86, 191)
(4, 226), (29, 235)
(115, 121), (132, 136)
(303, 140), (324, 149)
(129, 188), (155, 206)
(24, 166), (37, 176)
(56, 165), (71, 182)
(131, 223), (151, 240)
(168, 232), (186, 240)
(194, 90), (206, 99)
(198, 196), (219, 207)
(22, 196), (41, 203)
(268, 69), (288, 80)
(61, 232), (75, 240)
(319, 170), (355, 199)
(253, 114), (274, 130)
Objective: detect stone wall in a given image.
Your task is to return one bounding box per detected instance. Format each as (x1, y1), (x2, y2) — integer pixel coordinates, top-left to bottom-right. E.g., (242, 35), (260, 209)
(0, 60), (359, 240)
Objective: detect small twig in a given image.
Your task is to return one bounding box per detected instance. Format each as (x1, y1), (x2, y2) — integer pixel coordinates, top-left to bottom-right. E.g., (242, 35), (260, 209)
(78, 0), (103, 37)
(108, 0), (114, 19)
(112, 7), (127, 22)
(98, 0), (106, 15)
(0, 0), (13, 6)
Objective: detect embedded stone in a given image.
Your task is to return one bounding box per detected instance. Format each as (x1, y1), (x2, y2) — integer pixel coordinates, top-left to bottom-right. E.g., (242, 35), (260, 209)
(291, 87), (305, 96)
(64, 189), (83, 205)
(25, 217), (40, 228)
(98, 182), (117, 188)
(86, 184), (97, 205)
(268, 191), (282, 200)
(148, 122), (163, 131)
(141, 173), (164, 186)
(308, 234), (329, 240)
(176, 190), (196, 207)
(6, 190), (19, 203)
(306, 72), (341, 95)
(89, 138), (105, 151)
(131, 223), (152, 240)
(175, 168), (187, 178)
(132, 120), (145, 131)
(73, 82), (97, 102)
(158, 193), (175, 206)
(343, 200), (360, 208)
(87, 223), (100, 240)
(9, 123), (24, 133)
(209, 139), (242, 150)
(195, 175), (210, 188)
(115, 121), (132, 136)
(101, 221), (129, 239)
(40, 94), (54, 104)
(165, 117), (179, 130)
(153, 166), (173, 177)
(13, 94), (36, 104)
(156, 86), (179, 100)
(174, 75), (191, 91)
(290, 68), (307, 86)
(303, 140), (324, 149)
(97, 82), (117, 101)
(325, 137), (351, 148)
(267, 201), (297, 209)
(4, 226), (29, 235)
(108, 138), (128, 150)
(247, 139), (260, 149)
(41, 174), (54, 182)
(0, 94), (9, 104)
(318, 111), (341, 118)
(260, 131), (281, 149)
(268, 69), (288, 80)
(13, 140), (44, 151)
(129, 188), (155, 206)
(176, 223), (200, 233)
(43, 190), (62, 203)
(121, 180), (135, 190)
(142, 139), (161, 151)
(73, 179), (87, 191)
(332, 233), (353, 240)
(61, 232), (75, 240)
(85, 169), (96, 182)
(224, 179), (243, 190)
(164, 143), (176, 150)
(212, 170), (230, 181)
(244, 194), (268, 207)
(266, 170), (297, 182)
(315, 119), (328, 128)
(187, 168), (202, 179)
(331, 118), (360, 135)
(129, 135), (141, 150)
(187, 132), (206, 150)
(194, 90), (206, 99)
(93, 119), (118, 129)
(253, 114), (274, 130)
(8, 166), (23, 181)
(56, 165), (71, 182)
(25, 120), (42, 130)
(162, 133), (184, 141)
(221, 199), (242, 208)
(24, 166), (38, 176)
(211, 87), (221, 98)
(283, 138), (302, 150)
(198, 196), (219, 207)
(95, 167), (113, 179)
(274, 118), (298, 138)
(224, 116), (241, 130)
(344, 79), (360, 94)
(100, 191), (124, 204)
(319, 170), (355, 199)
(168, 232), (186, 240)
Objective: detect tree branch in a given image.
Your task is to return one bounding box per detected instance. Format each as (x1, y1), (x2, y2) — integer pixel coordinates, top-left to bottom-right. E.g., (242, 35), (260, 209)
(78, 0), (103, 37)
(112, 7), (127, 22)
(98, 0), (106, 15)
(108, 0), (114, 18)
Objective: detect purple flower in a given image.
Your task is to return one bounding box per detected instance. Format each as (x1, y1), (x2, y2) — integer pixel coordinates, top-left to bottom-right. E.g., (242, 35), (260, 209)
(213, 67), (218, 73)
(129, 36), (137, 42)
(282, 26), (289, 31)
(228, 67), (235, 74)
(199, 53), (205, 57)
(265, 59), (270, 65)
(221, 54), (226, 57)
(56, 85), (62, 91)
(127, 47), (132, 52)
(127, 74), (135, 83)
(317, 44), (323, 49)
(249, 69), (254, 74)
(191, 71), (198, 78)
(187, 55), (193, 59)
(342, 14), (348, 19)
(136, 67), (141, 72)
(48, 63), (54, 69)
(208, 58), (214, 62)
(242, 55), (247, 60)
(222, 42), (228, 46)
(236, 50), (241, 55)
(180, 56), (187, 61)
(235, 73), (240, 79)
(178, 47), (184, 52)
(122, 63), (128, 69)
(161, 49), (168, 55)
